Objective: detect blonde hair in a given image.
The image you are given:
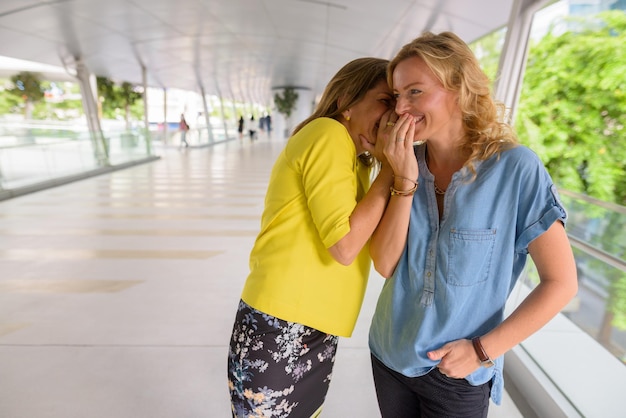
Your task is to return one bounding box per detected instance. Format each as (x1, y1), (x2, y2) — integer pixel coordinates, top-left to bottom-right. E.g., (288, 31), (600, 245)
(389, 31), (517, 175)
(293, 57), (389, 135)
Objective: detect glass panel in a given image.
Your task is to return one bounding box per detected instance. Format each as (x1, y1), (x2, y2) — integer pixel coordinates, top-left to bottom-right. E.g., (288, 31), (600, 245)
(0, 125), (153, 191)
(561, 192), (626, 365)
(513, 1), (626, 367)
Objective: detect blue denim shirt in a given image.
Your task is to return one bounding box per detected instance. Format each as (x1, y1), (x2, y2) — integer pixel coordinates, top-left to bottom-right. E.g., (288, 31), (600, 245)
(368, 144), (567, 405)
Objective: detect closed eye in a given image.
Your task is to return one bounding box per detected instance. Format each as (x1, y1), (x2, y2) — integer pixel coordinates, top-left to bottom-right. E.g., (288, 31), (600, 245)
(393, 89), (422, 101)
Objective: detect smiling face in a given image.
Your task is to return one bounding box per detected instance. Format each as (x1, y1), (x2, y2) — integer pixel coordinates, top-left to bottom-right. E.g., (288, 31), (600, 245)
(392, 56), (462, 144)
(342, 79), (393, 153)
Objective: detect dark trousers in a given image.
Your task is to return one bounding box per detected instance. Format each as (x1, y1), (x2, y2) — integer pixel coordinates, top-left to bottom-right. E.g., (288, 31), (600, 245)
(371, 354), (491, 418)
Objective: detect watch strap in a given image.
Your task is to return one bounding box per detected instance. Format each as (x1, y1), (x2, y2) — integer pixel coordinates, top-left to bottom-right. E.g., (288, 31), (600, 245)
(471, 337), (494, 367)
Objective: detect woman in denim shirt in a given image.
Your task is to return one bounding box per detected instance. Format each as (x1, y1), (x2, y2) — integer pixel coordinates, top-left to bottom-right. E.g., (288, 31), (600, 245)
(366, 31), (578, 417)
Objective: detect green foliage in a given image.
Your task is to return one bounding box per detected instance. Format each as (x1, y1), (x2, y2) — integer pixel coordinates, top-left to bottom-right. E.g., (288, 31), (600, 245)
(119, 82), (143, 108)
(96, 76), (116, 111)
(516, 10), (626, 206)
(97, 76), (144, 122)
(611, 272), (626, 329)
(31, 98), (82, 120)
(8, 71), (45, 103)
(516, 10), (626, 334)
(470, 28), (506, 87)
(0, 82), (20, 114)
(7, 71), (45, 118)
(274, 87), (298, 119)
(0, 78), (84, 120)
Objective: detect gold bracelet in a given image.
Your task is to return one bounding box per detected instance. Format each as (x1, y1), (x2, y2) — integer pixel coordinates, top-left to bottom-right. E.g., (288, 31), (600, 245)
(392, 175), (419, 187)
(390, 183), (418, 196)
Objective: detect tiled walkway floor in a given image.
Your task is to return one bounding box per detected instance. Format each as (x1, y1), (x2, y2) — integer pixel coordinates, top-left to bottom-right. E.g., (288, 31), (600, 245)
(0, 134), (521, 417)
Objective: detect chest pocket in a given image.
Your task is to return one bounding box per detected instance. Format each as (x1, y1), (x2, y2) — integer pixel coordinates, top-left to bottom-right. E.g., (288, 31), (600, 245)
(447, 228), (496, 286)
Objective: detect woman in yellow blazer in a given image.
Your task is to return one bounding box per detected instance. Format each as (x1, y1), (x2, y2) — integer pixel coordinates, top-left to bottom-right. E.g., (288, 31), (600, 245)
(227, 57), (416, 417)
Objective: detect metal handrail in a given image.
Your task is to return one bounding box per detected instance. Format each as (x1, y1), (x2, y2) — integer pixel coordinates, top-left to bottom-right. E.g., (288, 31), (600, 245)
(568, 235), (626, 273)
(560, 189), (626, 215)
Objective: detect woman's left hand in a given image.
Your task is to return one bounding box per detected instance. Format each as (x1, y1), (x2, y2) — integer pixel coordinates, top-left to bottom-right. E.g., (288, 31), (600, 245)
(427, 339), (480, 379)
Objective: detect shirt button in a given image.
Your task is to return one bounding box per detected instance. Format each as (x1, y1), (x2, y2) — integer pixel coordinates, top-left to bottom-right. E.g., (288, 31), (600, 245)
(426, 272), (431, 277)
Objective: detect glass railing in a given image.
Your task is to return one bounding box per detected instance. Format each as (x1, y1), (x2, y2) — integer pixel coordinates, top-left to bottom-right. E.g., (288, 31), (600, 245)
(560, 189), (626, 365)
(150, 125), (237, 147)
(0, 120), (155, 191)
(0, 119), (241, 193)
(519, 188), (626, 366)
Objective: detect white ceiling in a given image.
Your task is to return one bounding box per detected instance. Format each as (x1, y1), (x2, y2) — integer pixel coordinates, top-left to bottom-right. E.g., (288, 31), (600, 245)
(0, 0), (514, 104)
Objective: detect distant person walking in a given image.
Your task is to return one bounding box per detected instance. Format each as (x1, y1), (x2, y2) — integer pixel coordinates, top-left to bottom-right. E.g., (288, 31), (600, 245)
(248, 115), (257, 140)
(237, 116), (244, 139)
(179, 114), (190, 147)
(265, 114), (272, 134)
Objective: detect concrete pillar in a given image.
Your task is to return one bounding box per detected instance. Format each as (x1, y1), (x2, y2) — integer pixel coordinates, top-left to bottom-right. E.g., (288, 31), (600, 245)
(218, 95), (230, 140)
(494, 0), (544, 123)
(199, 86), (214, 143)
(163, 88), (168, 143)
(141, 65), (151, 154)
(75, 58), (108, 165)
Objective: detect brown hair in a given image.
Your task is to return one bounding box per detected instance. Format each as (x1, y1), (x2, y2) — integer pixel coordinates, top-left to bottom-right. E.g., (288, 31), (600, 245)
(389, 31), (517, 175)
(292, 57), (389, 135)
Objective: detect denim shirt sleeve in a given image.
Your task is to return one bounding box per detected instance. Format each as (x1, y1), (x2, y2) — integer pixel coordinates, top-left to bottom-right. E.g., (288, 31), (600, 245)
(513, 149), (568, 253)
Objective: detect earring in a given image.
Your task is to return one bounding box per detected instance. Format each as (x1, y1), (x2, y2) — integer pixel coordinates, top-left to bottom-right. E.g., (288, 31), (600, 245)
(345, 115), (351, 121)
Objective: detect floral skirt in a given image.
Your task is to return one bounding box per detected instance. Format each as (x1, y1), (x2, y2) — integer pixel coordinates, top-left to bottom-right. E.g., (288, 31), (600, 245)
(227, 300), (339, 417)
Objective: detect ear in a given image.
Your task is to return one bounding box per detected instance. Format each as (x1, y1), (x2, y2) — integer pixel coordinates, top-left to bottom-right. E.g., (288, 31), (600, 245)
(337, 96), (351, 121)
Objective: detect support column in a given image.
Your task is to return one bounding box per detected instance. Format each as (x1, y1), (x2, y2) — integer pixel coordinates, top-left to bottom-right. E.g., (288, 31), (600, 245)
(141, 65), (151, 155)
(218, 95), (230, 141)
(494, 0), (546, 123)
(231, 101), (239, 136)
(163, 88), (168, 144)
(75, 58), (108, 165)
(199, 86), (215, 143)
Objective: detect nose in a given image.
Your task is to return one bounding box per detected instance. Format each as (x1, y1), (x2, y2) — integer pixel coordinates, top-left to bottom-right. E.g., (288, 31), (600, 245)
(395, 95), (410, 115)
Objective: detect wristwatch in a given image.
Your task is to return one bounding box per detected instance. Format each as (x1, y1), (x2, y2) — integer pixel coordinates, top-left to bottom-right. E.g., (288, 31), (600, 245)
(472, 337), (495, 368)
